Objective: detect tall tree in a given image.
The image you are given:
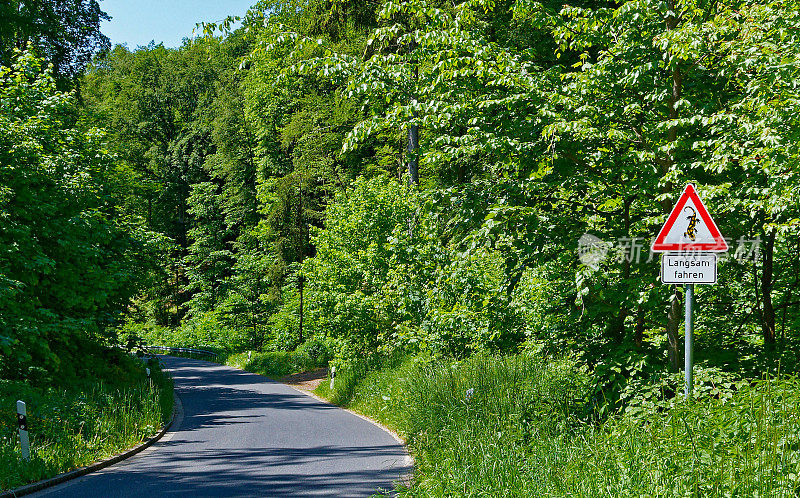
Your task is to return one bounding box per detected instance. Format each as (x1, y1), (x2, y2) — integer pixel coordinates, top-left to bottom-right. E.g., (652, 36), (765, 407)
(0, 0), (110, 87)
(0, 50), (159, 380)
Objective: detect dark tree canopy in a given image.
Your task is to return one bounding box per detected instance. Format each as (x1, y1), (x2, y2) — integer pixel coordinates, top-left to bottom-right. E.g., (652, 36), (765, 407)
(0, 0), (110, 85)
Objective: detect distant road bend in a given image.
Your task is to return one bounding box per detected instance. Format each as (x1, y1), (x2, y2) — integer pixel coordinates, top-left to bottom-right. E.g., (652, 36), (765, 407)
(33, 356), (411, 497)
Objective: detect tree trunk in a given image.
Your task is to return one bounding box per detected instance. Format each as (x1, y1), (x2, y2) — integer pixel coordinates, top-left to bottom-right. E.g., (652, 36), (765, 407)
(610, 255), (630, 342)
(407, 53), (419, 185)
(406, 112), (419, 238)
(173, 262), (180, 327)
(667, 288), (682, 370)
(298, 276), (304, 344)
(782, 236), (800, 342)
(610, 196), (635, 342)
(662, 0), (683, 371)
(407, 122), (419, 185)
(761, 228), (776, 345)
(634, 304), (645, 348)
(253, 239), (262, 350)
(297, 172), (306, 344)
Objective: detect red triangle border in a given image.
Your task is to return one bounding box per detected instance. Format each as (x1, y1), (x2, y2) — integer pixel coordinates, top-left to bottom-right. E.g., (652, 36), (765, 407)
(651, 184), (729, 252)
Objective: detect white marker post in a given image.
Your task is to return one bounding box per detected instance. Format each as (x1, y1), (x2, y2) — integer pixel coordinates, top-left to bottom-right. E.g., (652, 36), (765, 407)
(329, 366), (336, 390)
(17, 400), (30, 461)
(651, 184), (728, 398)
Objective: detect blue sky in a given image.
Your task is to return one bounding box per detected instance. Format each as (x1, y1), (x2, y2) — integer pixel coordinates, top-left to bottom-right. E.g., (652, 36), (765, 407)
(100, 0), (257, 49)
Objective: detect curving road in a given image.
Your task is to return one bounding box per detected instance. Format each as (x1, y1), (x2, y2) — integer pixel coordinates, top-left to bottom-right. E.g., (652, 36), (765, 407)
(33, 356), (411, 497)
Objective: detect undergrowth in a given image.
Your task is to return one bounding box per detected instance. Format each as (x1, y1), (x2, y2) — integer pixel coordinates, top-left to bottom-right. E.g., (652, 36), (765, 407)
(0, 355), (173, 491)
(226, 347), (331, 378)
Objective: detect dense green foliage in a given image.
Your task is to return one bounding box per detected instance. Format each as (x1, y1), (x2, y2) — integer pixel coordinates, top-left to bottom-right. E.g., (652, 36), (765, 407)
(0, 12), (171, 489)
(226, 338), (335, 378)
(93, 2), (797, 491)
(129, 322), (334, 378)
(0, 354), (172, 491)
(75, 0), (799, 386)
(3, 0), (800, 493)
(0, 51), (163, 382)
(322, 354), (800, 496)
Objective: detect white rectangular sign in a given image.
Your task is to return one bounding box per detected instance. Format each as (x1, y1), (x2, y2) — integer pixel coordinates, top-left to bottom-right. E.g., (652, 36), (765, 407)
(661, 253), (717, 284)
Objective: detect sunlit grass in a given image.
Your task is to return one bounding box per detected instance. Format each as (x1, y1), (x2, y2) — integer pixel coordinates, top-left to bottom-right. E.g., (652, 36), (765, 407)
(320, 354), (800, 497)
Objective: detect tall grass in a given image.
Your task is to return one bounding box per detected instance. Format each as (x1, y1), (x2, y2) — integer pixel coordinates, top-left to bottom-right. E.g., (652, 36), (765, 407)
(0, 361), (173, 491)
(320, 354), (800, 497)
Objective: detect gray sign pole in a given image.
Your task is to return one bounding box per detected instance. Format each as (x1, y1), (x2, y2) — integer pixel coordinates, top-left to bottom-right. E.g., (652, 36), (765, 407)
(684, 283), (694, 398)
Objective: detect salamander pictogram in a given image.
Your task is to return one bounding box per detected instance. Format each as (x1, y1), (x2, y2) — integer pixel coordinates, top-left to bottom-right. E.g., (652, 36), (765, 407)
(684, 206), (698, 241)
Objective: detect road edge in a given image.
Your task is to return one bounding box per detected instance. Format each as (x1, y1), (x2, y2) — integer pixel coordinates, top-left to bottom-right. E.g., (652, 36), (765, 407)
(283, 382), (416, 490)
(210, 358), (416, 490)
(0, 392), (181, 498)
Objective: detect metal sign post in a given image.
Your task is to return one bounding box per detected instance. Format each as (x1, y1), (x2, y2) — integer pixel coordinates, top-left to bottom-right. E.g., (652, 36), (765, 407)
(684, 284), (693, 398)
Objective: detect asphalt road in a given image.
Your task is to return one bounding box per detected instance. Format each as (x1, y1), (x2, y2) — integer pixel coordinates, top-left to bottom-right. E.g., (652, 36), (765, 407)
(33, 356), (411, 497)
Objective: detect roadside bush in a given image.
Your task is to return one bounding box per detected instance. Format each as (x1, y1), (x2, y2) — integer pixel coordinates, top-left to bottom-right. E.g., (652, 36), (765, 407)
(620, 364), (745, 420)
(119, 321), (169, 351)
(0, 51), (164, 382)
(178, 312), (249, 351)
(416, 249), (523, 358)
(122, 312), (248, 353)
(303, 176), (417, 355)
(295, 336), (336, 365)
(555, 378), (800, 497)
(266, 288), (302, 352)
(227, 346), (332, 379)
(303, 176), (525, 361)
(512, 261), (582, 354)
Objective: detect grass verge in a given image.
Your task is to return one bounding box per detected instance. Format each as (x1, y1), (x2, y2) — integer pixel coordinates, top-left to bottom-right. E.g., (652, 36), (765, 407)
(226, 350), (326, 378)
(0, 355), (173, 491)
(316, 354), (800, 497)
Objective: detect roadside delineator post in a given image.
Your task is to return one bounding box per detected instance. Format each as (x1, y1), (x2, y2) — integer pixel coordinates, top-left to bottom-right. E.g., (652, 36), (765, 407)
(17, 400), (30, 461)
(330, 366), (336, 390)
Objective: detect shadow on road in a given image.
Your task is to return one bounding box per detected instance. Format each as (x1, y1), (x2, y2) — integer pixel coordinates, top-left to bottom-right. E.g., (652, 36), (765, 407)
(115, 445), (405, 497)
(33, 356), (410, 497)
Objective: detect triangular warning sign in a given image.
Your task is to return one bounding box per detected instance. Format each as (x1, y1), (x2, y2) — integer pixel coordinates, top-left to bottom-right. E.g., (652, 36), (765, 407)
(651, 184), (728, 252)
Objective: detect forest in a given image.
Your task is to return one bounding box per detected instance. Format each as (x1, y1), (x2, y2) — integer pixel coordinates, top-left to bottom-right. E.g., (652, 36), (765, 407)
(2, 0), (800, 494)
